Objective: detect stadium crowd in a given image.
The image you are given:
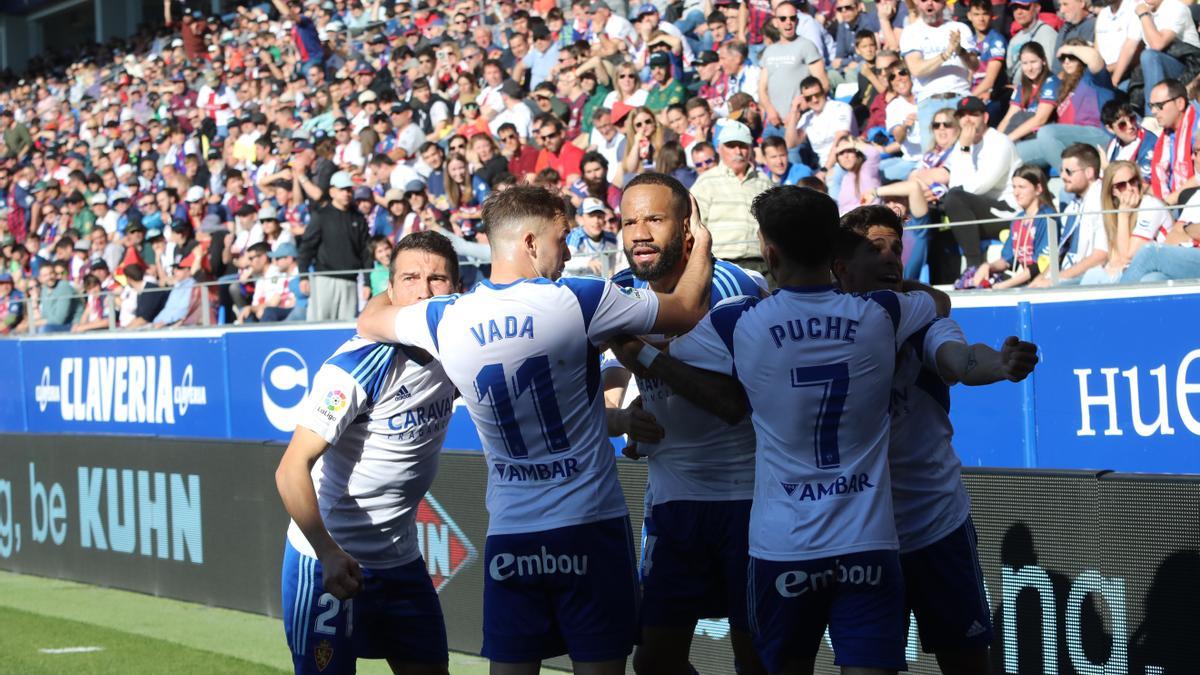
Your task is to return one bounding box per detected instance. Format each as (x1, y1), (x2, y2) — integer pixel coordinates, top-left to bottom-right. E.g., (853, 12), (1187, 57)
(4, 0), (1200, 334)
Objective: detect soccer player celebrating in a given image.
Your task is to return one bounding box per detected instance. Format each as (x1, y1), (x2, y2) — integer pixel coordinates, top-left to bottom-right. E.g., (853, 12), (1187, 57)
(355, 185), (714, 675)
(835, 205), (1037, 674)
(275, 232), (462, 675)
(605, 172), (767, 675)
(609, 186), (1025, 675)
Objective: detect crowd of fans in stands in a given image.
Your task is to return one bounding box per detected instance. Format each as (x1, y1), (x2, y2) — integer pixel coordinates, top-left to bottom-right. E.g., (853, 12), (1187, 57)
(2, 0), (1200, 334)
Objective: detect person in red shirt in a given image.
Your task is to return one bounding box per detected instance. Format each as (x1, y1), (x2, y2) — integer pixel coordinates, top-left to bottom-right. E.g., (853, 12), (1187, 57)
(532, 117), (584, 186)
(500, 122), (540, 182)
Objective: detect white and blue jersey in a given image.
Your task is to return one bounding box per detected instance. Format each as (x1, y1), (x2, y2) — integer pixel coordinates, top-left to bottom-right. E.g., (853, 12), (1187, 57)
(287, 335), (457, 568)
(610, 259), (766, 505)
(387, 277), (661, 535)
(890, 318), (973, 553)
(669, 286), (940, 561)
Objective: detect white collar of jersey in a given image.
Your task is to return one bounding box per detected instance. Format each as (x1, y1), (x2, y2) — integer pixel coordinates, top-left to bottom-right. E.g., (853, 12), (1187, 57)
(478, 276), (555, 290)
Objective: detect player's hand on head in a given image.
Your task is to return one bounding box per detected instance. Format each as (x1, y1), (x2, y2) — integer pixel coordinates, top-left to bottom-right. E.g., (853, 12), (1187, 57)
(686, 193), (711, 256)
(1000, 336), (1038, 382)
(320, 548), (364, 600)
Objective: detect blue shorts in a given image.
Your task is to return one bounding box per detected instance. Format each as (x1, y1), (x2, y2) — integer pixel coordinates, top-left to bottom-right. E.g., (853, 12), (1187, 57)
(281, 540), (448, 674)
(640, 499), (752, 631)
(482, 516), (638, 663)
(900, 516), (993, 653)
(748, 550), (907, 672)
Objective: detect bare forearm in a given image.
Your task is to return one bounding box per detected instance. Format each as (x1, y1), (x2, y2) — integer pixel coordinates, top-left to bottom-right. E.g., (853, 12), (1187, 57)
(935, 341), (1006, 386)
(651, 347), (747, 424)
(355, 291), (400, 341)
(275, 453), (338, 558)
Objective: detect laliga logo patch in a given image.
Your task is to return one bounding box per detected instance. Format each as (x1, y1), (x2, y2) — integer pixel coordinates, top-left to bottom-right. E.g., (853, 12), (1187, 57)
(618, 286), (649, 300)
(323, 390), (347, 413)
(261, 348), (310, 432)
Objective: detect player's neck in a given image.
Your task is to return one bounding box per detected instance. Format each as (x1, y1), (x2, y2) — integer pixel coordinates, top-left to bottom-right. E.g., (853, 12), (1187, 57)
(489, 258), (537, 285)
(647, 262), (687, 293)
(772, 263), (833, 289)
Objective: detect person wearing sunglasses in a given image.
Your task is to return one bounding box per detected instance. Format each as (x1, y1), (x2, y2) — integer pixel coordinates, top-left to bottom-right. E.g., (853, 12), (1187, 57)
(1101, 100), (1157, 183)
(757, 1), (828, 135)
(690, 142), (719, 175)
(1084, 159), (1174, 284)
(829, 0), (881, 75)
(1014, 41), (1116, 171)
(879, 64), (922, 182)
(533, 117), (584, 187)
(1147, 78), (1200, 204)
(785, 76), (857, 176)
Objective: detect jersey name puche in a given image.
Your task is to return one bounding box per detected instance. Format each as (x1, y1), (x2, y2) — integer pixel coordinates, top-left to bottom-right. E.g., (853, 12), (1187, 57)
(670, 287), (940, 561)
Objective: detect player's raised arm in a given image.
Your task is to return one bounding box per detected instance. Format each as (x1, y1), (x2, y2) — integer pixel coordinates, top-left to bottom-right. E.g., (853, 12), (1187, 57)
(935, 335), (1039, 386)
(647, 194), (714, 335)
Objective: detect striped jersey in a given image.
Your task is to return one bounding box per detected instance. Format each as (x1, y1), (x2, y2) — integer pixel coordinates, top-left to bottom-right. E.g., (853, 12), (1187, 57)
(287, 336), (457, 568)
(669, 287), (941, 561)
(387, 276), (661, 535)
(610, 260), (767, 505)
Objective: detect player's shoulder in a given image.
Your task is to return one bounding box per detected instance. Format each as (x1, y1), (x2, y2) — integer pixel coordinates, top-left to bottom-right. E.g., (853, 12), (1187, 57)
(713, 259), (768, 300)
(610, 267), (639, 288)
(324, 336), (398, 396)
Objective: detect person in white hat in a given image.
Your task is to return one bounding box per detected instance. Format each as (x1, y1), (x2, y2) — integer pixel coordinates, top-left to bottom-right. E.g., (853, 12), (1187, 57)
(564, 197), (621, 276)
(688, 119), (774, 274)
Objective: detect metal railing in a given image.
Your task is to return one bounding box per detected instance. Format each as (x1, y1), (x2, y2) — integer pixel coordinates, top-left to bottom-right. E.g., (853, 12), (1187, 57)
(4, 199), (1197, 335)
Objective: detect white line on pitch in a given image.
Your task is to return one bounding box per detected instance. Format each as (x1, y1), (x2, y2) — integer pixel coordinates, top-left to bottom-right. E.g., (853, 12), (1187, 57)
(38, 646), (105, 654)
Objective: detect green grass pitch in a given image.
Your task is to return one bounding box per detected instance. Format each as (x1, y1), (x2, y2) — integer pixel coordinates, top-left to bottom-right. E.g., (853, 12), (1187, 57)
(0, 570), (507, 674)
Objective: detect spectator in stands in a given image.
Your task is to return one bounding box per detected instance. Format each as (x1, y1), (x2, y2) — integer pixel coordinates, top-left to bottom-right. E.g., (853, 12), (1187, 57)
(1007, 0), (1061, 79)
(880, 64), (922, 181)
(719, 42), (761, 104)
(758, 1), (827, 135)
(761, 135), (814, 185)
(249, 243), (299, 322)
(690, 120), (774, 270)
(900, 0), (977, 149)
(830, 0), (881, 75)
(234, 242), (273, 324)
(849, 32), (890, 128)
(1031, 144), (1108, 287)
(72, 274), (110, 332)
(910, 107), (961, 185)
(622, 107), (666, 179)
(1118, 218), (1200, 283)
(500, 123), (540, 182)
(867, 176), (935, 278)
(566, 198), (620, 276)
(997, 43), (1059, 142)
(1095, 0), (1142, 89)
(787, 76), (858, 174)
(691, 142), (719, 174)
(942, 96), (1021, 270)
(0, 272), (24, 335)
(297, 171), (370, 322)
(1148, 79), (1200, 203)
(444, 154), (490, 238)
(579, 109), (627, 183)
(1104, 100), (1158, 182)
(645, 52), (686, 114)
(1056, 0), (1096, 52)
(535, 117), (585, 186)
(29, 263), (76, 333)
(1136, 0), (1200, 116)
(121, 264), (168, 330)
(1015, 42), (1116, 169)
(1082, 160), (1171, 283)
(965, 164), (1058, 289)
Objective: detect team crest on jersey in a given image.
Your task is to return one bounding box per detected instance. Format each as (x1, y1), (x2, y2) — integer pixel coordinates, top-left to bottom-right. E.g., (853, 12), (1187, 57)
(314, 640), (334, 671)
(416, 494), (478, 591)
(618, 286), (649, 301)
(322, 390), (347, 413)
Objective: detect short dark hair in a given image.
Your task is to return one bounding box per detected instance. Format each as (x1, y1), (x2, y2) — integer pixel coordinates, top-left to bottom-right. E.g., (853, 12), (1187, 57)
(1061, 143), (1101, 175)
(247, 241), (271, 258)
(797, 176), (827, 193)
(1101, 99), (1139, 127)
(1154, 78), (1188, 102)
(482, 185), (570, 238)
(854, 28), (875, 43)
(392, 230), (460, 285)
(839, 204), (902, 239)
(623, 172), (691, 224)
(967, 0), (992, 12)
(684, 97), (711, 115)
(752, 186), (839, 267)
(761, 135), (788, 152)
(124, 264), (146, 282)
(800, 76), (824, 93)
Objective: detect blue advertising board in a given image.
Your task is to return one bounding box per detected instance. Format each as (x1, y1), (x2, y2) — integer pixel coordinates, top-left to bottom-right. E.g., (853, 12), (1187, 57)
(3, 285), (1199, 472)
(20, 336), (228, 439)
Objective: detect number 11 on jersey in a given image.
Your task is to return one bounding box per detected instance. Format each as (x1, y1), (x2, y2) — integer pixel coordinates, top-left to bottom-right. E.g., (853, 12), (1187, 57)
(475, 355), (571, 459)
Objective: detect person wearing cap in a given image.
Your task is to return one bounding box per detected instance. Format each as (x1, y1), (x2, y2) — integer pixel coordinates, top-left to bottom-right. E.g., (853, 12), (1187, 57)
(297, 170), (370, 321)
(564, 197), (620, 276)
(941, 95), (1022, 272)
(644, 51), (686, 114)
(689, 119), (774, 269)
(522, 24), (561, 89)
(151, 250), (201, 328)
(0, 271), (25, 335)
(489, 80), (534, 140)
(1005, 0), (1060, 82)
(757, 2), (827, 137)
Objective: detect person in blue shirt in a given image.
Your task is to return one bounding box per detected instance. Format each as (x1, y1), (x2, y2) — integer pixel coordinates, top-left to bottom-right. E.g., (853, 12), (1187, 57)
(996, 42), (1059, 144)
(759, 136), (813, 185)
(970, 164), (1058, 289)
(965, 0), (1009, 126)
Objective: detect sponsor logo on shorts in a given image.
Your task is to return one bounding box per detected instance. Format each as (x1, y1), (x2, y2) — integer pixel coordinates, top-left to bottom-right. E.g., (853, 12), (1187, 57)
(314, 639), (333, 671)
(488, 546), (590, 581)
(774, 562), (884, 597)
